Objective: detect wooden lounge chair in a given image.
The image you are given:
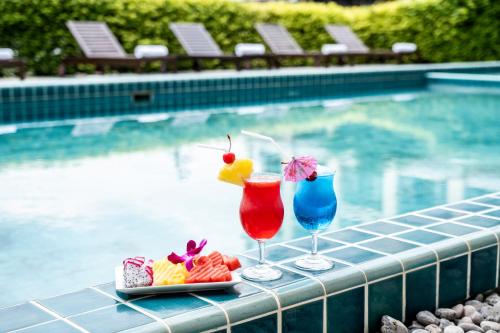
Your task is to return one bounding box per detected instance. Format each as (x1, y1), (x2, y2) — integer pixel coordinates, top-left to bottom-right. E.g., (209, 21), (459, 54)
(324, 25), (416, 63)
(59, 21), (176, 76)
(169, 23), (273, 71)
(255, 23), (327, 67)
(0, 58), (26, 79)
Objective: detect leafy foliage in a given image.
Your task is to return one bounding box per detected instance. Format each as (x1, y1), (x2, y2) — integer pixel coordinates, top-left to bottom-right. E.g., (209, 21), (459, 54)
(0, 0), (498, 74)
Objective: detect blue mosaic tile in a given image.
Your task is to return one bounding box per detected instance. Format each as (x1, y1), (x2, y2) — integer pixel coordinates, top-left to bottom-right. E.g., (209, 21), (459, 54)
(474, 196), (500, 206)
(485, 209), (500, 218)
(13, 320), (81, 333)
(439, 255), (468, 307)
(244, 245), (305, 262)
(324, 246), (384, 264)
(456, 215), (500, 228)
(39, 288), (117, 317)
(397, 230), (450, 244)
(470, 246), (498, 296)
(69, 304), (155, 333)
(426, 222), (481, 236)
(94, 282), (140, 302)
(406, 265), (437, 320)
(252, 267), (308, 290)
(283, 259), (348, 276)
(195, 282), (262, 303)
(368, 275), (403, 333)
(288, 237), (343, 253)
(322, 229), (377, 243)
(390, 214), (438, 227)
(131, 293), (211, 318)
(447, 202), (491, 213)
(356, 221), (411, 235)
(327, 286), (365, 333)
(282, 300), (323, 333)
(420, 208), (466, 220)
(0, 303), (55, 332)
(360, 237), (417, 254)
(231, 313), (277, 333)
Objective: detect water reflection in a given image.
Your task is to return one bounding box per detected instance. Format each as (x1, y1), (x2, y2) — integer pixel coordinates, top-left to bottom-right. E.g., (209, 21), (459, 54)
(0, 88), (499, 307)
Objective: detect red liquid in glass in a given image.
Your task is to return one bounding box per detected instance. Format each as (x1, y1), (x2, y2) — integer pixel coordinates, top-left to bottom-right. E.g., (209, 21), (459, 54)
(239, 175), (284, 240)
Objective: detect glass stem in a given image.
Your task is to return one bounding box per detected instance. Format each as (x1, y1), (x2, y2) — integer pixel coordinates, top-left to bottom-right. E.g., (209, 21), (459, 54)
(311, 232), (318, 256)
(258, 240), (265, 265)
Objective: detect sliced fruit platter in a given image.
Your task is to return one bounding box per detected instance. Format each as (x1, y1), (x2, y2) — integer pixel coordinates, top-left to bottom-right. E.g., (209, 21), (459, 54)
(115, 239), (242, 295)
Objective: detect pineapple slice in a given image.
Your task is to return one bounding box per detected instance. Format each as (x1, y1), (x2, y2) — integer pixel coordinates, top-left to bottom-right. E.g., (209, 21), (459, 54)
(218, 158), (253, 186)
(152, 258), (189, 286)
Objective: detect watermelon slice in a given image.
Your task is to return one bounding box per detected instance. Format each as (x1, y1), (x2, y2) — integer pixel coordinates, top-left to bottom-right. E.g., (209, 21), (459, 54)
(222, 255), (241, 271)
(208, 251), (224, 266)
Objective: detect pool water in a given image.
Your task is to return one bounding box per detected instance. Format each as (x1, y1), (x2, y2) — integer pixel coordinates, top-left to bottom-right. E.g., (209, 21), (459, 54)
(1, 87), (499, 307)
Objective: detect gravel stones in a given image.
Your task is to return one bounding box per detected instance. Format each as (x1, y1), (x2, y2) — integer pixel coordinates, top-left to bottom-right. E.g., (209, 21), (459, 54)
(466, 300), (484, 311)
(417, 310), (441, 326)
(480, 320), (500, 331)
(464, 305), (477, 317)
(440, 319), (454, 330)
(425, 324), (442, 333)
(444, 327), (465, 333)
(381, 315), (408, 333)
(458, 322), (483, 332)
(453, 304), (465, 318)
(485, 294), (500, 306)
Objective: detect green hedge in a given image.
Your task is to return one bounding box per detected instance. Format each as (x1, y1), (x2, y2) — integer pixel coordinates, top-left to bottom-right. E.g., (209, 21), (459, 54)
(0, 0), (498, 75)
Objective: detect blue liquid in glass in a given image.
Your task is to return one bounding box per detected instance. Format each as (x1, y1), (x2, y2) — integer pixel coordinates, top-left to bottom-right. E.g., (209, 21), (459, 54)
(293, 172), (337, 232)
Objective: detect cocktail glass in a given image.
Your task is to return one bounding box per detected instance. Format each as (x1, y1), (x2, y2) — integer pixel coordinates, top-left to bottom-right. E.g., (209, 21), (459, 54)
(293, 165), (337, 271)
(239, 172), (284, 281)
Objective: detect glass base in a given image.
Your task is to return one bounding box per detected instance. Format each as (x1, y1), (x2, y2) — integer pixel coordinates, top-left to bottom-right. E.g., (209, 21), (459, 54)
(241, 264), (282, 282)
(295, 255), (334, 271)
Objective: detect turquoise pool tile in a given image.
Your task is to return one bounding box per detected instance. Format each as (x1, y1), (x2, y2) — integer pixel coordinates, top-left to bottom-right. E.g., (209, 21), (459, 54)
(474, 196), (500, 206)
(456, 215), (500, 228)
(251, 267), (308, 290)
(13, 320), (81, 333)
(38, 288), (117, 317)
(94, 282), (141, 302)
(464, 232), (497, 250)
(470, 245), (498, 296)
(485, 209), (500, 218)
(368, 275), (403, 333)
(327, 286), (365, 333)
(322, 229), (377, 243)
(221, 292), (278, 324)
(396, 230), (450, 244)
(164, 304), (227, 333)
(360, 237), (417, 254)
(432, 239), (469, 260)
(356, 221), (411, 235)
(283, 300), (323, 333)
(69, 304), (154, 333)
(395, 246), (437, 271)
(390, 214), (438, 227)
(358, 256), (403, 282)
(275, 274), (324, 308)
(420, 208), (466, 220)
(317, 265), (366, 294)
(439, 255), (468, 307)
(0, 303), (55, 332)
(131, 293), (211, 318)
(288, 237), (343, 253)
(324, 246), (383, 264)
(406, 265), (437, 320)
(245, 245), (305, 262)
(231, 313), (277, 333)
(448, 202), (491, 213)
(196, 282), (262, 303)
(426, 222), (481, 236)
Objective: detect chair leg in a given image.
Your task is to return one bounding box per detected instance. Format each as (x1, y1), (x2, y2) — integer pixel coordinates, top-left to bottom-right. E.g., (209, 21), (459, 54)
(337, 56), (345, 66)
(235, 58), (242, 71)
(193, 59), (201, 71)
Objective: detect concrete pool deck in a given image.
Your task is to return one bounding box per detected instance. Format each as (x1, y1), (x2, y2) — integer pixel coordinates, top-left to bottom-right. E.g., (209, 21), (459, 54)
(1, 192), (500, 333)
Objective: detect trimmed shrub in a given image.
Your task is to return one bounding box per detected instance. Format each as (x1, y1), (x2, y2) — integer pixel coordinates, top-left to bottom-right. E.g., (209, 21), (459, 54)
(0, 0), (498, 75)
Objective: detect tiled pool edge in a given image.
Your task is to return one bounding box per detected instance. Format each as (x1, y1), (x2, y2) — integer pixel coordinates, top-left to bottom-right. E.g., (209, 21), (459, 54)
(2, 192), (500, 333)
(1, 61), (500, 125)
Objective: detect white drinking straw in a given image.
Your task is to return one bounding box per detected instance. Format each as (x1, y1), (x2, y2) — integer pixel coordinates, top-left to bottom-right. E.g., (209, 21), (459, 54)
(240, 130), (290, 160)
(197, 144), (227, 152)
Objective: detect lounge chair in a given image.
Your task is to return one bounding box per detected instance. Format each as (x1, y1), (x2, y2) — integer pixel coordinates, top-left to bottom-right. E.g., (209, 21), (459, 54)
(0, 48), (26, 79)
(59, 21), (176, 76)
(255, 23), (328, 67)
(324, 25), (417, 64)
(169, 23), (273, 71)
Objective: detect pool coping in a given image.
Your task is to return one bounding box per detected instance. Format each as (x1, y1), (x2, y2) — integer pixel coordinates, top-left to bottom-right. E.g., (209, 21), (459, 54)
(2, 191), (500, 333)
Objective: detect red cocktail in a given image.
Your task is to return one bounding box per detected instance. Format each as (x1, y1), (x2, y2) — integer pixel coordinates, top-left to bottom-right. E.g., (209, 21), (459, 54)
(239, 173), (284, 281)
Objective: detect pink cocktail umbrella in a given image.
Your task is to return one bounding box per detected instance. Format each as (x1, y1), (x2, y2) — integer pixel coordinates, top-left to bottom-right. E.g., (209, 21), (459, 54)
(283, 156), (317, 182)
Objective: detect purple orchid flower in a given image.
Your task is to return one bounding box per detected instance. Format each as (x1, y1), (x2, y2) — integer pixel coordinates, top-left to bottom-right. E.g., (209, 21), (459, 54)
(167, 239), (207, 271)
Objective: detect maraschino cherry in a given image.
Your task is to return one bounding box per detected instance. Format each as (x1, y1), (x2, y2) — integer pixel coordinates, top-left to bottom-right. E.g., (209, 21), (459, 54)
(223, 134), (236, 164)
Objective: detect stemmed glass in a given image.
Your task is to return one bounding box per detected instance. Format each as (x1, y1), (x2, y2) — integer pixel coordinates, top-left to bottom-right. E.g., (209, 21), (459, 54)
(293, 165), (337, 271)
(239, 172), (284, 281)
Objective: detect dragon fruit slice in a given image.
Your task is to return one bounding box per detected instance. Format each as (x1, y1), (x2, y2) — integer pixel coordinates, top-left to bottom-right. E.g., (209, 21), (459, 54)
(123, 256), (154, 288)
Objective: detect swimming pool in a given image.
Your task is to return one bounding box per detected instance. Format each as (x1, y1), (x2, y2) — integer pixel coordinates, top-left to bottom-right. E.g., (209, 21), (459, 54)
(1, 83), (499, 308)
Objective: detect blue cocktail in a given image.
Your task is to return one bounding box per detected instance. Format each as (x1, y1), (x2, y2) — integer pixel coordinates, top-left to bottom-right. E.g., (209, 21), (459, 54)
(293, 165), (337, 271)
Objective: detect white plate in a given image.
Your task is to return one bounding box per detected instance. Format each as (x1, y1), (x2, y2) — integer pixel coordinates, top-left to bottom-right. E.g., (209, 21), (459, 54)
(115, 266), (241, 295)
